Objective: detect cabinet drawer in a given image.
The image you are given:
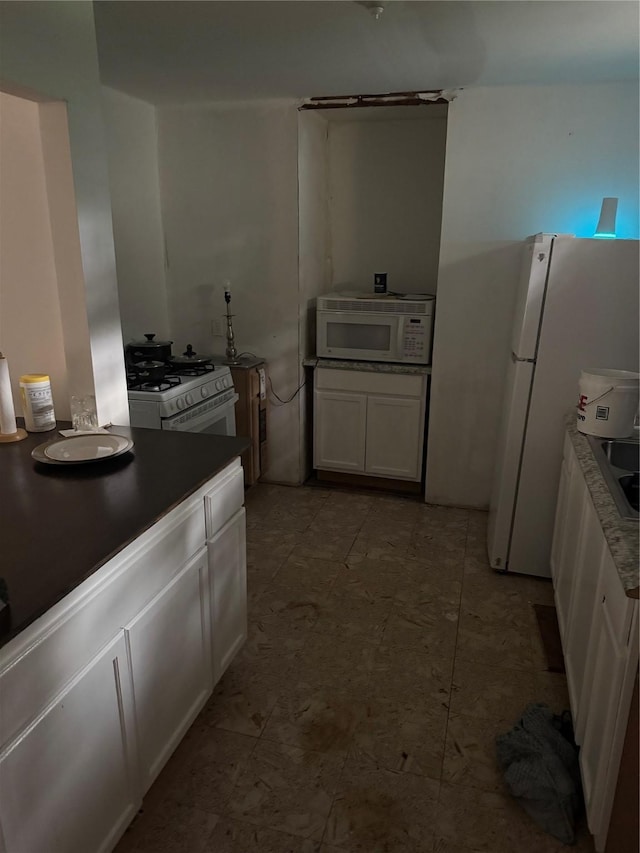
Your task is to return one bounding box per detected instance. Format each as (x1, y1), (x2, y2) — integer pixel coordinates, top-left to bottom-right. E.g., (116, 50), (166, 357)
(316, 368), (425, 398)
(204, 459), (244, 539)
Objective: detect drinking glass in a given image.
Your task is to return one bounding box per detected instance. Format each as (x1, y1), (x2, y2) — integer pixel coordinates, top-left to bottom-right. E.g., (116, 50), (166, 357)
(70, 395), (98, 431)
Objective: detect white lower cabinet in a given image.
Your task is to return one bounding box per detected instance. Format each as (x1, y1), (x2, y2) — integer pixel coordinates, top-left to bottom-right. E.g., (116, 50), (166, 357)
(125, 548), (212, 793)
(315, 390), (367, 472)
(365, 395), (423, 479)
(553, 454), (588, 640)
(0, 634), (138, 853)
(0, 459), (247, 853)
(208, 508), (247, 683)
(562, 500), (605, 723)
(314, 368), (428, 482)
(550, 436), (638, 852)
(579, 591), (630, 841)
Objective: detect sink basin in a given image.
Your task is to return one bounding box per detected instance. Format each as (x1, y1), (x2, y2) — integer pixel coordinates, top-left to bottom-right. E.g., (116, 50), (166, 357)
(601, 440), (640, 473)
(587, 435), (639, 520)
(619, 473), (640, 513)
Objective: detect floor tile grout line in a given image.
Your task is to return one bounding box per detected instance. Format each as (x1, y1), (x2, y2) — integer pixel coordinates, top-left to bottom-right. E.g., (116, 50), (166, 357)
(435, 510), (471, 804)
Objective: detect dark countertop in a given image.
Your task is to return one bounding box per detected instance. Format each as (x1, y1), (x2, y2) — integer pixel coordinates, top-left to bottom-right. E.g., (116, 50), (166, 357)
(226, 355), (265, 370)
(0, 422), (249, 648)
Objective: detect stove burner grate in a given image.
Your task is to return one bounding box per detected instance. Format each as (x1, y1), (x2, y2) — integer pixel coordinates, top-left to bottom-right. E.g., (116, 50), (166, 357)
(127, 373), (182, 392)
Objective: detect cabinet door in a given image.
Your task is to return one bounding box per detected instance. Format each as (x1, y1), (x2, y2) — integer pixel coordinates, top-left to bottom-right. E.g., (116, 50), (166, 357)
(549, 452), (570, 583)
(209, 508), (247, 684)
(365, 395), (424, 481)
(579, 597), (628, 841)
(0, 634), (138, 853)
(564, 497), (605, 737)
(553, 463), (587, 642)
(125, 549), (212, 793)
(314, 390), (367, 472)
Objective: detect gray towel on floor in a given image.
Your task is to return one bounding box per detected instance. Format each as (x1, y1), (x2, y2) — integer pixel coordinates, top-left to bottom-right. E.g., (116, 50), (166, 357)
(496, 702), (582, 845)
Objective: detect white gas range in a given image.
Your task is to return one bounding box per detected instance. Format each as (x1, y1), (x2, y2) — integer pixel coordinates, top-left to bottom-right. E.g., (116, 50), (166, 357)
(128, 363), (238, 435)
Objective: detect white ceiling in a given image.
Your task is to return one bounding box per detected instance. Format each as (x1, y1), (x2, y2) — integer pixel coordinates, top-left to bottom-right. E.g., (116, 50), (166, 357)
(93, 1), (640, 105)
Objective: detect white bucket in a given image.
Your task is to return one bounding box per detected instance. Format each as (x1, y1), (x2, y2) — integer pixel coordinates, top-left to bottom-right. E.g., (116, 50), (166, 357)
(577, 368), (640, 438)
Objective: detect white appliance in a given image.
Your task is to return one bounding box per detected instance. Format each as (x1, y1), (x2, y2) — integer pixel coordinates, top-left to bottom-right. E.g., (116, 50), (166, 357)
(128, 365), (238, 434)
(316, 292), (434, 364)
(488, 233), (639, 578)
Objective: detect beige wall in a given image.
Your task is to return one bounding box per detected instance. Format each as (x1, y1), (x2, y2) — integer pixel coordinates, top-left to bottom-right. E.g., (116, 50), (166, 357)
(327, 115), (447, 295)
(298, 110), (331, 479)
(157, 101), (301, 483)
(102, 86), (169, 346)
(0, 93), (69, 417)
(427, 82), (640, 508)
(0, 1), (128, 426)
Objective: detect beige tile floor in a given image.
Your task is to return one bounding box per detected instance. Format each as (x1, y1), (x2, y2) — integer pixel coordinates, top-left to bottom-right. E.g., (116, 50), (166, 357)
(116, 484), (595, 853)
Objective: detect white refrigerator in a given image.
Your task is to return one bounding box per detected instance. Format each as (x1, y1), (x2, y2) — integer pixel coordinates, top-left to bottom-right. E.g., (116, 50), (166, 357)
(488, 233), (639, 578)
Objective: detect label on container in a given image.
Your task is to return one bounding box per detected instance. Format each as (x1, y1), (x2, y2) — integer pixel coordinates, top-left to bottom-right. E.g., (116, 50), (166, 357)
(29, 389), (55, 427)
(374, 273), (387, 293)
(21, 383), (56, 431)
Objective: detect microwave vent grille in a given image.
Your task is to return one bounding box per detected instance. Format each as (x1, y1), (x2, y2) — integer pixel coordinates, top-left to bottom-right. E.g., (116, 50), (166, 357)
(319, 298), (431, 315)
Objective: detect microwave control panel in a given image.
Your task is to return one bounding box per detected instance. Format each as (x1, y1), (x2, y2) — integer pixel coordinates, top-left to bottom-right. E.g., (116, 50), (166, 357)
(402, 318), (428, 360)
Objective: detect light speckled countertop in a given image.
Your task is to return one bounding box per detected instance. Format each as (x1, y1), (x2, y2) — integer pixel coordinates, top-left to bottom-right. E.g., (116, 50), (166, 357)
(566, 414), (639, 598)
(303, 357), (431, 376)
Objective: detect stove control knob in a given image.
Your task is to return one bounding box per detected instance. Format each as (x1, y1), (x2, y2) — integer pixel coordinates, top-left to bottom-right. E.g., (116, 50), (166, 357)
(201, 386), (209, 398)
(185, 393), (193, 406)
(215, 379), (223, 391)
(176, 396), (185, 410)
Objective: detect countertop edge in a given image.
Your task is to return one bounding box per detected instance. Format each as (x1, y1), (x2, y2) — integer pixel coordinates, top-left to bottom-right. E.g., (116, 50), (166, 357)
(0, 425), (250, 649)
(303, 357), (432, 375)
(54, 445), (248, 588)
(565, 414), (639, 598)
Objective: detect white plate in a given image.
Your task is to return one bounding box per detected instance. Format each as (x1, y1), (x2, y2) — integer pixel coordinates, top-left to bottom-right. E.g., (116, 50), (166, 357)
(40, 434), (133, 463)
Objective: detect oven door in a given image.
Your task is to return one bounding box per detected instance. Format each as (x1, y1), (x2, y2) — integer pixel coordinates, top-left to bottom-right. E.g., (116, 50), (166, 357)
(161, 393), (239, 435)
(316, 311), (402, 362)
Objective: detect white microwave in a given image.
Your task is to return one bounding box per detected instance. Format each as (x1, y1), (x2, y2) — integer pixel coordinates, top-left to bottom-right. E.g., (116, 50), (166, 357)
(316, 292), (434, 365)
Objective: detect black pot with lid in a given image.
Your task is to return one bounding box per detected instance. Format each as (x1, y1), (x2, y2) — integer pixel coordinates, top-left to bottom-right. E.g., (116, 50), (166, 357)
(129, 359), (168, 383)
(168, 344), (212, 368)
(126, 334), (173, 364)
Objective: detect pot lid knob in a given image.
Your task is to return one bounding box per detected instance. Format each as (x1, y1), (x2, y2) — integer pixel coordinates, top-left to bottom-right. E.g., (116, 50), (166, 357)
(183, 344), (196, 358)
(144, 334), (156, 341)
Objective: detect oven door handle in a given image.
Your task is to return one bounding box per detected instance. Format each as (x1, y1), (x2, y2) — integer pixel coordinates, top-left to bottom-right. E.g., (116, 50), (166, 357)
(162, 393), (239, 432)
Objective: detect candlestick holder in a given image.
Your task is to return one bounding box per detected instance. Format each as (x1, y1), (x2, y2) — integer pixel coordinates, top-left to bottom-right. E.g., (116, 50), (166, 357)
(223, 291), (241, 365)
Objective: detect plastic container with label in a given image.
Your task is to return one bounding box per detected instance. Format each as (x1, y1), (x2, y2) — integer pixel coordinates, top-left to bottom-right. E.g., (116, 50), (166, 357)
(577, 368), (640, 438)
(20, 374), (56, 432)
